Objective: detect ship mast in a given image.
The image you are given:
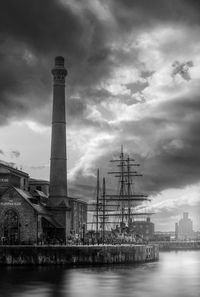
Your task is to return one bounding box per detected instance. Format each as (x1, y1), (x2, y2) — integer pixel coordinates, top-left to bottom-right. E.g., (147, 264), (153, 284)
(87, 147), (153, 239)
(105, 145), (148, 227)
(96, 168), (100, 234)
(102, 177), (106, 244)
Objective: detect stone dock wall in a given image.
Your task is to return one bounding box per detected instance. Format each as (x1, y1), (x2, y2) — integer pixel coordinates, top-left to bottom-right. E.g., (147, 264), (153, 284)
(0, 244), (159, 265)
(156, 241), (200, 251)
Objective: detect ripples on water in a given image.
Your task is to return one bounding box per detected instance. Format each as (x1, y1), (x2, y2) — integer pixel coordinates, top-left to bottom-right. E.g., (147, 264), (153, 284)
(0, 251), (199, 297)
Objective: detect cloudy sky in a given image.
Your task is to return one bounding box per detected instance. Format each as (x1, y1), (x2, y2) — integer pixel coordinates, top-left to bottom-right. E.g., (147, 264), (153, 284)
(0, 0), (200, 231)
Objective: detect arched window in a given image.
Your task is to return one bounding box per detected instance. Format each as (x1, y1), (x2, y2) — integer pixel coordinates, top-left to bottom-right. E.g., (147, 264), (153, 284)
(3, 209), (19, 244)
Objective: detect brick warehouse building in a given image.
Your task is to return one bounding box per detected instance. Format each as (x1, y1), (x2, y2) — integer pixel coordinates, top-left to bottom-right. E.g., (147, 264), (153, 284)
(0, 57), (87, 244)
(129, 217), (154, 241)
(0, 162), (87, 244)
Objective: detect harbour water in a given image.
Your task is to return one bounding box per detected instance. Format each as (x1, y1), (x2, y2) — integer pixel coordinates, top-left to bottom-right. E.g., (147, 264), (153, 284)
(0, 251), (199, 297)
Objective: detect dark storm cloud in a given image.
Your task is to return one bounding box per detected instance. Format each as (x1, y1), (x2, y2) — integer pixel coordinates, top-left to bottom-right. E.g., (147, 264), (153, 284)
(0, 0), (85, 55)
(82, 88), (112, 104)
(67, 98), (87, 117)
(121, 94), (200, 195)
(0, 44), (51, 125)
(0, 149), (4, 155)
(1, 0), (200, 205)
(111, 0), (200, 30)
(126, 81), (149, 94)
(68, 162), (121, 201)
(71, 89), (200, 200)
(0, 0), (110, 125)
(172, 61), (194, 81)
(0, 0), (83, 123)
(141, 70), (155, 79)
(0, 0), (199, 126)
(68, 182), (96, 201)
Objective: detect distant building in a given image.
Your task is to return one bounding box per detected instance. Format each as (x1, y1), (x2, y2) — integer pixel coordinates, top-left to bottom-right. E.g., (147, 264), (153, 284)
(175, 222), (179, 240)
(152, 232), (172, 241)
(175, 212), (194, 240)
(195, 231), (200, 240)
(129, 217), (154, 241)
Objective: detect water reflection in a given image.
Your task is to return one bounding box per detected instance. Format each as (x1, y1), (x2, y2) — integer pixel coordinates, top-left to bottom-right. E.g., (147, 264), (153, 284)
(0, 251), (199, 297)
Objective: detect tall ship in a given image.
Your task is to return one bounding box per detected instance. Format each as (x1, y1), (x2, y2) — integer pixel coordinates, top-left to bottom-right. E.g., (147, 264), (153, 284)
(88, 146), (154, 243)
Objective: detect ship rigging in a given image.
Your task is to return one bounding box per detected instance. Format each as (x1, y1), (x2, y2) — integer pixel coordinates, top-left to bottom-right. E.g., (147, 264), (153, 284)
(88, 146), (154, 242)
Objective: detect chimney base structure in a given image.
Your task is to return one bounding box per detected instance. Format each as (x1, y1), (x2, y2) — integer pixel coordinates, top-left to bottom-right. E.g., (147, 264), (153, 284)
(48, 56), (70, 241)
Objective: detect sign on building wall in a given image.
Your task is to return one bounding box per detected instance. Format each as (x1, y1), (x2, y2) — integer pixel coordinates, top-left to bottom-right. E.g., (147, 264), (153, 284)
(0, 178), (9, 182)
(0, 201), (21, 206)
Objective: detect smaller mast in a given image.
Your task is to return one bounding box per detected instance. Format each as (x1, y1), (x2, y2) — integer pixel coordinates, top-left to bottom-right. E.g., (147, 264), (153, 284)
(127, 155), (131, 224)
(102, 177), (106, 244)
(96, 168), (100, 234)
(120, 145), (125, 223)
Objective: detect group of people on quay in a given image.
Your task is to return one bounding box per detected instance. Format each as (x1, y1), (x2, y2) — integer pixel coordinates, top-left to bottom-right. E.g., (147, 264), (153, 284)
(0, 231), (145, 246)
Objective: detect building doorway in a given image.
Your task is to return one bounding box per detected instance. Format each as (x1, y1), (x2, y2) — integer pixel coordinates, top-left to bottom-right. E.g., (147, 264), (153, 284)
(3, 209), (20, 244)
(41, 217), (64, 244)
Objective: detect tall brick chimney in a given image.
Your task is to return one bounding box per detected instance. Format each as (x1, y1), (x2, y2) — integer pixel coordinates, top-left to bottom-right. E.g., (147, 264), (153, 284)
(48, 56), (69, 208)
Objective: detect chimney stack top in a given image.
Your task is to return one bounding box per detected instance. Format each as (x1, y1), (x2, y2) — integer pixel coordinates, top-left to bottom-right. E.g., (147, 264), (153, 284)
(55, 56), (65, 66)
